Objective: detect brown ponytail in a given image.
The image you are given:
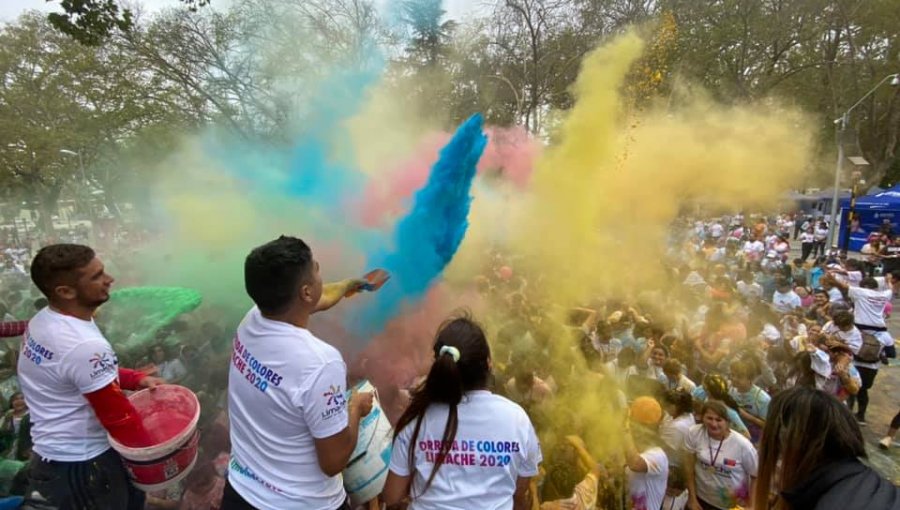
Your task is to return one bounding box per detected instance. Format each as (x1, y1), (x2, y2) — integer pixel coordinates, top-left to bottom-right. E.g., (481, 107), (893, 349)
(393, 314), (491, 497)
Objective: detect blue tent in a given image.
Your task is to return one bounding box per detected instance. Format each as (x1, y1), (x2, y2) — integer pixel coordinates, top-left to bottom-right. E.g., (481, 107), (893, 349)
(839, 184), (900, 209)
(837, 184), (900, 251)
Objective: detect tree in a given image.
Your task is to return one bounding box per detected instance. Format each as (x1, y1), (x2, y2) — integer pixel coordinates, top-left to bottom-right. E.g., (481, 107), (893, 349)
(0, 13), (188, 231)
(663, 0), (900, 185)
(46, 0), (209, 45)
(118, 0), (385, 139)
(401, 0), (457, 67)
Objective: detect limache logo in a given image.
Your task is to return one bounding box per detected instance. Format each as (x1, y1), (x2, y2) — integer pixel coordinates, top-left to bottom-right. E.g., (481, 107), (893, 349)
(324, 385), (346, 406)
(321, 385), (346, 420)
(89, 351), (117, 380)
(90, 353), (112, 370)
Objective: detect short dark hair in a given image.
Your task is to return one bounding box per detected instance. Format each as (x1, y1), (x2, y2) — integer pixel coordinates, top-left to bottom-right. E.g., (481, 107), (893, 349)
(832, 310), (854, 328)
(30, 244), (95, 298)
(244, 236), (313, 315)
(859, 277), (878, 290)
(664, 389), (693, 417)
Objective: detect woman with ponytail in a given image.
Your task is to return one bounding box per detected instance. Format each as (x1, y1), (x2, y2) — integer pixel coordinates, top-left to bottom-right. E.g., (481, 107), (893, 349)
(381, 316), (542, 509)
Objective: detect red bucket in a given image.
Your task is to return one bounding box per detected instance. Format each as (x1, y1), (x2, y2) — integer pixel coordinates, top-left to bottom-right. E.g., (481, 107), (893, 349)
(108, 384), (201, 492)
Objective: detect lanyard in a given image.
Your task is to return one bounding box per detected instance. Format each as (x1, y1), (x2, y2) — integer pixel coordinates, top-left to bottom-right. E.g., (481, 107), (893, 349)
(707, 430), (724, 467)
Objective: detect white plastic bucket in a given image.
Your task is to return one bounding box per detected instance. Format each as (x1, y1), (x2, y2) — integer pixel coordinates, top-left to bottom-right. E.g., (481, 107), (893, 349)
(108, 384), (201, 491)
(342, 380), (394, 506)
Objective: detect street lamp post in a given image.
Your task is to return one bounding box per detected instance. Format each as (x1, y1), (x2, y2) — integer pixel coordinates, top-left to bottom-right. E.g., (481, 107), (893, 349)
(827, 73), (900, 251)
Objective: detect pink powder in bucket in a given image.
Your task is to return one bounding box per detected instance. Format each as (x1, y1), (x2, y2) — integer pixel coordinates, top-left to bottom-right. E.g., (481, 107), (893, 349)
(110, 385), (200, 462)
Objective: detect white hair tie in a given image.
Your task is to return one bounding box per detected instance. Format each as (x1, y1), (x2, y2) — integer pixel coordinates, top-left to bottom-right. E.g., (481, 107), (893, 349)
(439, 345), (461, 363)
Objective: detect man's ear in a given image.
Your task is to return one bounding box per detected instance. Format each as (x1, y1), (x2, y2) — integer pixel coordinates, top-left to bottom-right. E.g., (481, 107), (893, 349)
(299, 282), (314, 304)
(55, 285), (76, 301)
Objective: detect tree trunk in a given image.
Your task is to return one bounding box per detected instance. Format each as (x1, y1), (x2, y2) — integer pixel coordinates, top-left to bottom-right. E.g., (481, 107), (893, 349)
(36, 183), (62, 236)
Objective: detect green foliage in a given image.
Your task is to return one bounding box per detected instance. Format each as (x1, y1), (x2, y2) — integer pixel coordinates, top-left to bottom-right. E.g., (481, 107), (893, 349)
(47, 0), (210, 46)
(2, 0), (897, 206)
(0, 13), (192, 230)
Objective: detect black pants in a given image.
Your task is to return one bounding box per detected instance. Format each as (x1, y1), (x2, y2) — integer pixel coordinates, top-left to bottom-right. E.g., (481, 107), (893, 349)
(27, 447), (144, 510)
(801, 242), (814, 262)
(848, 366), (878, 419)
(891, 409), (900, 430)
(221, 479), (351, 510)
(814, 240), (826, 257)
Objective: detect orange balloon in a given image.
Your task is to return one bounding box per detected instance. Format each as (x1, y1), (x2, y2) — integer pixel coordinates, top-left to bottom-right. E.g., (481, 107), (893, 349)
(498, 266), (514, 280)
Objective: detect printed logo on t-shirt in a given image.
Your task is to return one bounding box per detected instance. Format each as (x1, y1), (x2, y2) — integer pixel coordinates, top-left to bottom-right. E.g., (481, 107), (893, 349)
(321, 385), (346, 420)
(324, 385), (345, 406)
(699, 459), (733, 476)
(418, 439), (519, 467)
(229, 456), (285, 494)
(22, 334), (55, 366)
(89, 351), (117, 380)
(231, 335), (284, 394)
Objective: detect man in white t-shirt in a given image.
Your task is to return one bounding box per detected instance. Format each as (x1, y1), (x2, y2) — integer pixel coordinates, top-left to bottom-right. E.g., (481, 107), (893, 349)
(771, 279), (801, 314)
(624, 397), (668, 510)
(736, 271), (762, 302)
(827, 277), (894, 425)
(224, 236), (376, 510)
(742, 238), (765, 262)
(18, 244), (164, 509)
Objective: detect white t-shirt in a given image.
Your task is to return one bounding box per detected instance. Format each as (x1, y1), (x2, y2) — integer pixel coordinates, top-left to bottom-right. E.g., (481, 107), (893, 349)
(661, 373), (697, 393)
(17, 307), (119, 461)
(823, 322), (863, 352)
(772, 290), (801, 314)
(684, 425), (758, 510)
(835, 271), (863, 288)
(848, 286), (892, 328)
(826, 322), (889, 371)
(710, 224), (724, 238)
(827, 287), (845, 304)
(743, 241), (764, 258)
(799, 232), (814, 243)
(227, 307), (349, 510)
(736, 281), (762, 300)
(628, 447), (668, 510)
(660, 414), (695, 465)
(389, 390), (541, 510)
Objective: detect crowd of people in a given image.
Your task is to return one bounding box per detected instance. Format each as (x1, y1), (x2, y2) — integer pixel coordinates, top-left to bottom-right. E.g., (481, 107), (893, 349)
(0, 212), (898, 510)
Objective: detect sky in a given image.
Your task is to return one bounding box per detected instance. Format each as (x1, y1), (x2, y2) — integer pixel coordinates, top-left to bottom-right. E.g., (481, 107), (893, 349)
(1, 0), (486, 23)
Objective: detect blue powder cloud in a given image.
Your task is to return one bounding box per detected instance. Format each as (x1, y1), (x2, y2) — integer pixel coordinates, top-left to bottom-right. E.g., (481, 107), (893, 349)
(350, 113), (487, 335)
